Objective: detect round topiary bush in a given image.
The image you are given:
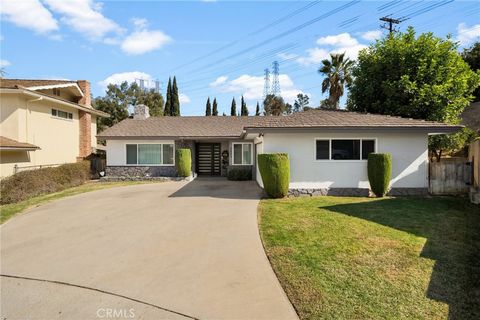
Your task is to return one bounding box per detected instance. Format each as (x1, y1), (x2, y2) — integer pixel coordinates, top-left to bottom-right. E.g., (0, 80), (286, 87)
(367, 153), (392, 197)
(176, 148), (192, 177)
(258, 153), (290, 198)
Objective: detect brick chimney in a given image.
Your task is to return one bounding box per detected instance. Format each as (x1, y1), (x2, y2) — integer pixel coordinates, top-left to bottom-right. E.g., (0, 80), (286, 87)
(77, 80), (92, 159)
(77, 80), (91, 107)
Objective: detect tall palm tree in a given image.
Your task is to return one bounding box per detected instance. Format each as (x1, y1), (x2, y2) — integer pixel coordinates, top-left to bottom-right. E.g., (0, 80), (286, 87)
(318, 52), (354, 109)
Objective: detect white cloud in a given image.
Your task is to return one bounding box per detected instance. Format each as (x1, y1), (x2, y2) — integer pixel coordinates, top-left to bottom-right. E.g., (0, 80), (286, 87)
(456, 23), (480, 46)
(296, 48), (330, 66)
(0, 0), (58, 33)
(131, 17), (148, 29)
(179, 93), (191, 104)
(43, 0), (121, 40)
(211, 73), (304, 104)
(209, 76), (228, 87)
(0, 59), (11, 67)
(99, 71), (153, 90)
(121, 29), (172, 55)
(295, 33), (367, 66)
(361, 30), (382, 41)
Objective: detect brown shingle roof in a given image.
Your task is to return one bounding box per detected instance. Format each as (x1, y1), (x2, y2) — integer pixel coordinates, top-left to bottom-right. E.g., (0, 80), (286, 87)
(245, 109), (461, 129)
(98, 109), (461, 139)
(0, 79), (76, 89)
(98, 116), (266, 138)
(0, 136), (40, 150)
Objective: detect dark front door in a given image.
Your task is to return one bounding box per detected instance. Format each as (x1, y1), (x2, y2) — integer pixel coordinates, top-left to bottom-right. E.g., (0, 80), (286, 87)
(196, 143), (221, 176)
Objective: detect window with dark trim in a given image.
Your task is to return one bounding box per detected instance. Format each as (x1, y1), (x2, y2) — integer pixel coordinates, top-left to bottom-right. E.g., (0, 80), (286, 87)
(315, 139), (376, 160)
(316, 140), (329, 160)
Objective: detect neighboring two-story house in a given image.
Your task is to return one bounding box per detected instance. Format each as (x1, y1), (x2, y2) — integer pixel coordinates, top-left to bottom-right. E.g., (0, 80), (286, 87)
(0, 79), (109, 178)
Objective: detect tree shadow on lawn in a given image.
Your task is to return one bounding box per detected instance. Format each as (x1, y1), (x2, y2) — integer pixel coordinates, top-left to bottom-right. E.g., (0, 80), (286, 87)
(323, 197), (480, 320)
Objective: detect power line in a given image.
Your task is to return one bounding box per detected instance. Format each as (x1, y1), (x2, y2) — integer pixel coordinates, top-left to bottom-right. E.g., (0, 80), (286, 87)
(380, 16), (407, 34)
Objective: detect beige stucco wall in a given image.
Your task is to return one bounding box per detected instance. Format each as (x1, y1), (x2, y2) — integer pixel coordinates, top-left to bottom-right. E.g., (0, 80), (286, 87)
(0, 93), (97, 178)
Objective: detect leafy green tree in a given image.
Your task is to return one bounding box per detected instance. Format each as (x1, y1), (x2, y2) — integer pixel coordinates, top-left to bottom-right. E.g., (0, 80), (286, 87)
(171, 76), (180, 116)
(319, 52), (353, 109)
(212, 98), (218, 116)
(164, 78), (172, 116)
(429, 127), (476, 161)
(230, 97), (237, 116)
(205, 97), (212, 116)
(241, 95), (249, 116)
(255, 102), (261, 116)
(138, 89), (164, 117)
(263, 94), (286, 116)
(462, 42), (480, 102)
(347, 27), (480, 124)
(95, 81), (164, 132)
(293, 93), (310, 112)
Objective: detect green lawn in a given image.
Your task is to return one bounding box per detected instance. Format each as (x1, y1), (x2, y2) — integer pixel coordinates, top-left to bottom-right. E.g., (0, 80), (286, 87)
(259, 196), (480, 320)
(1, 181), (158, 224)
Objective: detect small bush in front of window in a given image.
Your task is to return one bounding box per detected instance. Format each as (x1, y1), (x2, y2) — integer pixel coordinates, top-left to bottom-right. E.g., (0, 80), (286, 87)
(258, 153), (290, 198)
(176, 148), (192, 177)
(227, 167), (252, 181)
(367, 153), (392, 197)
(0, 161), (91, 204)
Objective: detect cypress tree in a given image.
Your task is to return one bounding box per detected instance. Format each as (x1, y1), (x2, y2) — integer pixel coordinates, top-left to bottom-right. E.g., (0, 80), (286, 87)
(172, 76), (180, 116)
(205, 97), (212, 116)
(255, 101), (260, 116)
(212, 98), (218, 116)
(241, 95), (248, 116)
(164, 78), (172, 116)
(230, 97), (237, 116)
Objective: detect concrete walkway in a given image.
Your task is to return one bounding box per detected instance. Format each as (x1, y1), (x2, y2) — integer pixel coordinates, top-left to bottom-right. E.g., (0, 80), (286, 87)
(0, 179), (298, 320)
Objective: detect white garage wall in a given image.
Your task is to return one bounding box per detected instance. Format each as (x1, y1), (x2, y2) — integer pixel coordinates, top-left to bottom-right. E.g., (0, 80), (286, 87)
(260, 131), (428, 189)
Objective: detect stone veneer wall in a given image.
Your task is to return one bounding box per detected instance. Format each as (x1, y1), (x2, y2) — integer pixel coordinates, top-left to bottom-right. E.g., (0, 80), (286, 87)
(288, 188), (428, 197)
(105, 166), (177, 178)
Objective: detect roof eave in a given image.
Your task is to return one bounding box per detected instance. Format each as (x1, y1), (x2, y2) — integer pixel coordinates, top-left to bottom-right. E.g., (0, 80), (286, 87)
(0, 88), (109, 118)
(244, 126), (463, 134)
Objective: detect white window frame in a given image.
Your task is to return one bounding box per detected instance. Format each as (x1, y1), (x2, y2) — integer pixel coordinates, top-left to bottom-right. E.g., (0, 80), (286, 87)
(51, 108), (73, 121)
(314, 138), (377, 162)
(231, 142), (254, 166)
(125, 142), (175, 166)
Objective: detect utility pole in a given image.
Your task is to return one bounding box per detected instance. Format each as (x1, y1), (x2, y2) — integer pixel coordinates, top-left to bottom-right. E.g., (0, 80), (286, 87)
(263, 68), (270, 100)
(380, 16), (407, 34)
(271, 61), (280, 97)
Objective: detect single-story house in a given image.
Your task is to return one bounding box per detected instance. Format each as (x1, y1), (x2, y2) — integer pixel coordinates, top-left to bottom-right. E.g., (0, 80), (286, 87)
(97, 105), (460, 196)
(0, 79), (109, 178)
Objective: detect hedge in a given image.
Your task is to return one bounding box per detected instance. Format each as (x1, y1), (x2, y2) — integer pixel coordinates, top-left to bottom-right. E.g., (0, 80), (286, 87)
(0, 161), (91, 204)
(176, 148), (192, 177)
(367, 153), (392, 197)
(258, 153), (290, 198)
(227, 167), (252, 181)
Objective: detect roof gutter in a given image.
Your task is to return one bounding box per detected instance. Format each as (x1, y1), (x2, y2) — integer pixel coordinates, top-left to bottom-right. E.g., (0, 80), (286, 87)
(1, 88), (109, 117)
(244, 125), (463, 134)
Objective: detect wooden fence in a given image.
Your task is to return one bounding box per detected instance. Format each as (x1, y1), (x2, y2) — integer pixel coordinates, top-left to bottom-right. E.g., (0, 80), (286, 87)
(429, 158), (470, 195)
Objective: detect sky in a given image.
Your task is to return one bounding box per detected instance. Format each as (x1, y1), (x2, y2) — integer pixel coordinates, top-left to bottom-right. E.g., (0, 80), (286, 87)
(1, 0), (479, 116)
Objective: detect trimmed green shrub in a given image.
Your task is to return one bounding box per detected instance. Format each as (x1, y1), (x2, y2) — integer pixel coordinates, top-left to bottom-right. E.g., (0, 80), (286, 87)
(258, 153), (290, 198)
(0, 161), (91, 204)
(227, 167), (252, 181)
(176, 148), (192, 177)
(368, 153), (392, 197)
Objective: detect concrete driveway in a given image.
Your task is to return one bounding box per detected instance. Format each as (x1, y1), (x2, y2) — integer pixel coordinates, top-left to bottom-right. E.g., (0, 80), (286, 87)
(0, 178), (298, 320)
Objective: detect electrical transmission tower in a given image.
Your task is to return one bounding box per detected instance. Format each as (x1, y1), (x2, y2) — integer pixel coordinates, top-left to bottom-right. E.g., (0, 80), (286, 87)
(263, 68), (270, 100)
(380, 16), (407, 34)
(271, 61), (280, 97)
